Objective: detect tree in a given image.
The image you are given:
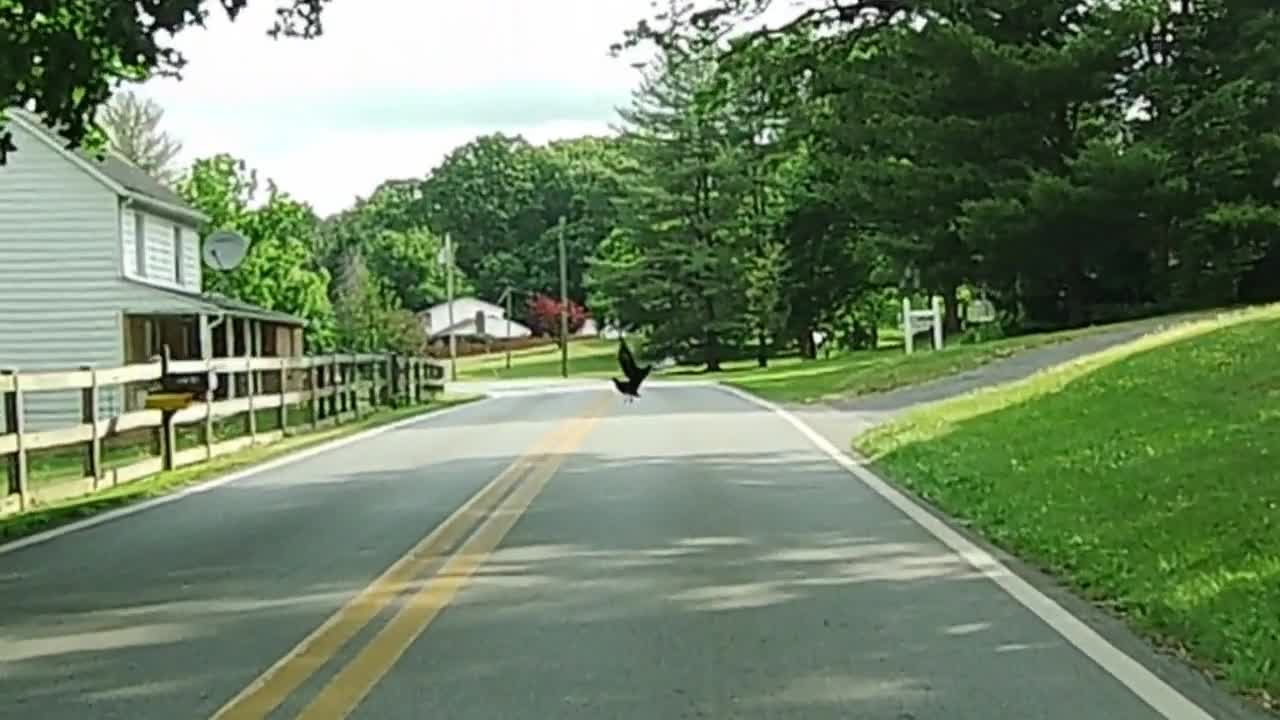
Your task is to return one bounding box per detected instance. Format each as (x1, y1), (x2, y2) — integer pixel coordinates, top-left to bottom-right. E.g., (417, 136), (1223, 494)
(612, 0), (906, 67)
(526, 293), (587, 340)
(598, 48), (753, 370)
(332, 247), (426, 355)
(176, 153), (337, 350)
(418, 134), (544, 300)
(1, 0), (332, 165)
(95, 89), (183, 185)
(316, 179), (477, 312)
(741, 238), (789, 367)
(1124, 1), (1280, 308)
(418, 132), (625, 307)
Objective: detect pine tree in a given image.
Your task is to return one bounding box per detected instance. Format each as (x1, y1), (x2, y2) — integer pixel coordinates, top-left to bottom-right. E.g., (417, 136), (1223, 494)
(609, 50), (752, 370)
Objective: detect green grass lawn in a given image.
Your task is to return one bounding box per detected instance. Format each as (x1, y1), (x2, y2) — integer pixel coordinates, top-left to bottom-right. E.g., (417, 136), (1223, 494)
(456, 338), (623, 380)
(1, 394), (482, 543)
(855, 303), (1280, 709)
(455, 312), (1203, 405)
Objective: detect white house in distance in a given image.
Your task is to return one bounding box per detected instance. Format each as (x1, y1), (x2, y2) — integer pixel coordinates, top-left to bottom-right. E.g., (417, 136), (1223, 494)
(419, 296), (532, 342)
(0, 108), (306, 430)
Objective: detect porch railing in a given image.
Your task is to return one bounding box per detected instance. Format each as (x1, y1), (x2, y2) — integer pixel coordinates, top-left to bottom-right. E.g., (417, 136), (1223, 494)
(0, 353), (446, 517)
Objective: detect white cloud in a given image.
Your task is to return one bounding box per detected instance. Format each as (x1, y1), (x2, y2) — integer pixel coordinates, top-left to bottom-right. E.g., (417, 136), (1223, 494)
(136, 0), (654, 215)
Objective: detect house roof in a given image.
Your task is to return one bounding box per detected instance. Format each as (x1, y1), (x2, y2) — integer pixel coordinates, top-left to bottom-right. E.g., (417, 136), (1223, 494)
(422, 296), (505, 315)
(121, 278), (307, 327)
(3, 107), (209, 226)
(430, 314), (531, 340)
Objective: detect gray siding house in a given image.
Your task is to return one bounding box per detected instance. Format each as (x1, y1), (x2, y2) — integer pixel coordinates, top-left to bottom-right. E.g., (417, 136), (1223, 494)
(0, 108), (307, 431)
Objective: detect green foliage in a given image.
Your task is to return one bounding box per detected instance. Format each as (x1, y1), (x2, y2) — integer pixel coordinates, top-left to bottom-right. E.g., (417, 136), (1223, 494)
(317, 182), (476, 313)
(45, 0), (1275, 382)
(741, 238), (789, 364)
(332, 249), (425, 355)
(176, 153), (337, 350)
(605, 0), (1280, 344)
(0, 0), (332, 165)
(417, 133), (622, 305)
(586, 49), (761, 370)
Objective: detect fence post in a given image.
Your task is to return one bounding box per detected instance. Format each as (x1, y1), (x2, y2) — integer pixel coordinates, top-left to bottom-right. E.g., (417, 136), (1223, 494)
(159, 347), (176, 471)
(414, 359), (423, 404)
(352, 359), (363, 421)
(343, 355), (351, 419)
(330, 353), (341, 420)
(381, 353), (391, 407)
(400, 357), (409, 405)
(931, 295), (944, 351)
(350, 359), (360, 419)
(406, 359), (414, 404)
(387, 356), (394, 406)
(404, 357), (412, 404)
(245, 356), (257, 443)
(309, 362), (320, 429)
(203, 363), (215, 460)
(278, 360), (289, 435)
(2, 369), (28, 510)
(901, 297), (914, 355)
(80, 365), (102, 488)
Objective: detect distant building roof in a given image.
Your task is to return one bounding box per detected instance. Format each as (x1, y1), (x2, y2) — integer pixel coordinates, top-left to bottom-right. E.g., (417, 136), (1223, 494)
(3, 107), (208, 226)
(430, 313), (531, 340)
(422, 296), (505, 314)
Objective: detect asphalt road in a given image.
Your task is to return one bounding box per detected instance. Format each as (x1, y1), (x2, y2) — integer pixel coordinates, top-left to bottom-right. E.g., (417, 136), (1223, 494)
(0, 383), (1257, 719)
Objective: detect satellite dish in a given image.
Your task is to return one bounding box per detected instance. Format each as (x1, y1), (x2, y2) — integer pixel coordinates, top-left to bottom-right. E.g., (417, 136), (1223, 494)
(202, 230), (249, 270)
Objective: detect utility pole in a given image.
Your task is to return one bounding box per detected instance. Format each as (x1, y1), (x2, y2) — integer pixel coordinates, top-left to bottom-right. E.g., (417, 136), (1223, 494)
(444, 232), (457, 382)
(557, 215), (568, 379)
(505, 286), (513, 370)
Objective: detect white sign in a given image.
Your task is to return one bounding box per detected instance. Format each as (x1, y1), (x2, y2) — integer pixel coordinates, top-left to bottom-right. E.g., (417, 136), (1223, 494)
(908, 310), (936, 334)
(967, 299), (996, 323)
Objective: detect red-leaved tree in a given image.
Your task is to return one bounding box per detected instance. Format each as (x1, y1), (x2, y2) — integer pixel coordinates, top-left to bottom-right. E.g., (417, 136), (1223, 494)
(526, 293), (588, 339)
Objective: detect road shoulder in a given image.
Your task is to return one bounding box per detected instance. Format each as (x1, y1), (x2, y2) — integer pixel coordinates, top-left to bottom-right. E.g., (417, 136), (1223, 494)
(723, 384), (1274, 720)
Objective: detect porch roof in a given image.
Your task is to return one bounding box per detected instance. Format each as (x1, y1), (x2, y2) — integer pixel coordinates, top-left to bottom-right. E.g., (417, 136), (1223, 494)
(121, 279), (307, 327)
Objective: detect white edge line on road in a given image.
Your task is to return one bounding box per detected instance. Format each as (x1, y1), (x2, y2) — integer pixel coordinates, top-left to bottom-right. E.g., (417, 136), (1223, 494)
(0, 396), (497, 558)
(713, 383), (1215, 720)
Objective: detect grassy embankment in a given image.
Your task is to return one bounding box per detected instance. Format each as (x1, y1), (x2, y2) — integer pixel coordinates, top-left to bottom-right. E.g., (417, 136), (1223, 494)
(856, 303), (1280, 710)
(458, 314), (1193, 403)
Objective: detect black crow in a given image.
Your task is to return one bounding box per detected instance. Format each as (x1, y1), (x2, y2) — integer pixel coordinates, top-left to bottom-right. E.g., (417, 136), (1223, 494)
(612, 337), (652, 403)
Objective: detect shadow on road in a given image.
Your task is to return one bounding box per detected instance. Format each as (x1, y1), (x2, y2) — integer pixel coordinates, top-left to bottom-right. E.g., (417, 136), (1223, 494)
(0, 376), (1264, 720)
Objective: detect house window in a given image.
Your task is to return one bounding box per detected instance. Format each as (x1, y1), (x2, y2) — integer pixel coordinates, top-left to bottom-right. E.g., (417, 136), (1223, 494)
(134, 212), (147, 277)
(173, 226), (184, 285)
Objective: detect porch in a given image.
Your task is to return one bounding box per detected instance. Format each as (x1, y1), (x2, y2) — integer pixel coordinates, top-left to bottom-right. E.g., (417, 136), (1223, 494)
(120, 284), (306, 411)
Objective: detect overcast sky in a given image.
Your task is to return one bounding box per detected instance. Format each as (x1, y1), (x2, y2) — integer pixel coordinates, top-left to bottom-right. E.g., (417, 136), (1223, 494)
(136, 0), (656, 216)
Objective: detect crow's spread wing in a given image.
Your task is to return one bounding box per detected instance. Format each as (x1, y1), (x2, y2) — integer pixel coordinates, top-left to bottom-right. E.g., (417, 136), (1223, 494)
(618, 338), (641, 381)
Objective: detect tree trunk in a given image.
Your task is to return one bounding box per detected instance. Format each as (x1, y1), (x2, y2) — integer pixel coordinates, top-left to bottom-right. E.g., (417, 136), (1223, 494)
(799, 329), (817, 359)
(756, 329), (768, 368)
(1063, 257), (1088, 327)
(705, 341), (722, 372)
(704, 298), (722, 372)
(943, 287), (962, 334)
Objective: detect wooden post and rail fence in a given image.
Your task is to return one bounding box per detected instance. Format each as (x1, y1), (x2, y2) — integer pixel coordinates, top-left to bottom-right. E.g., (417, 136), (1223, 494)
(0, 352), (446, 518)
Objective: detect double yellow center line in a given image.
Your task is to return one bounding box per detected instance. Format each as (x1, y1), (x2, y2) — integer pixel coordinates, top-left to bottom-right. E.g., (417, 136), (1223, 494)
(209, 392), (612, 720)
